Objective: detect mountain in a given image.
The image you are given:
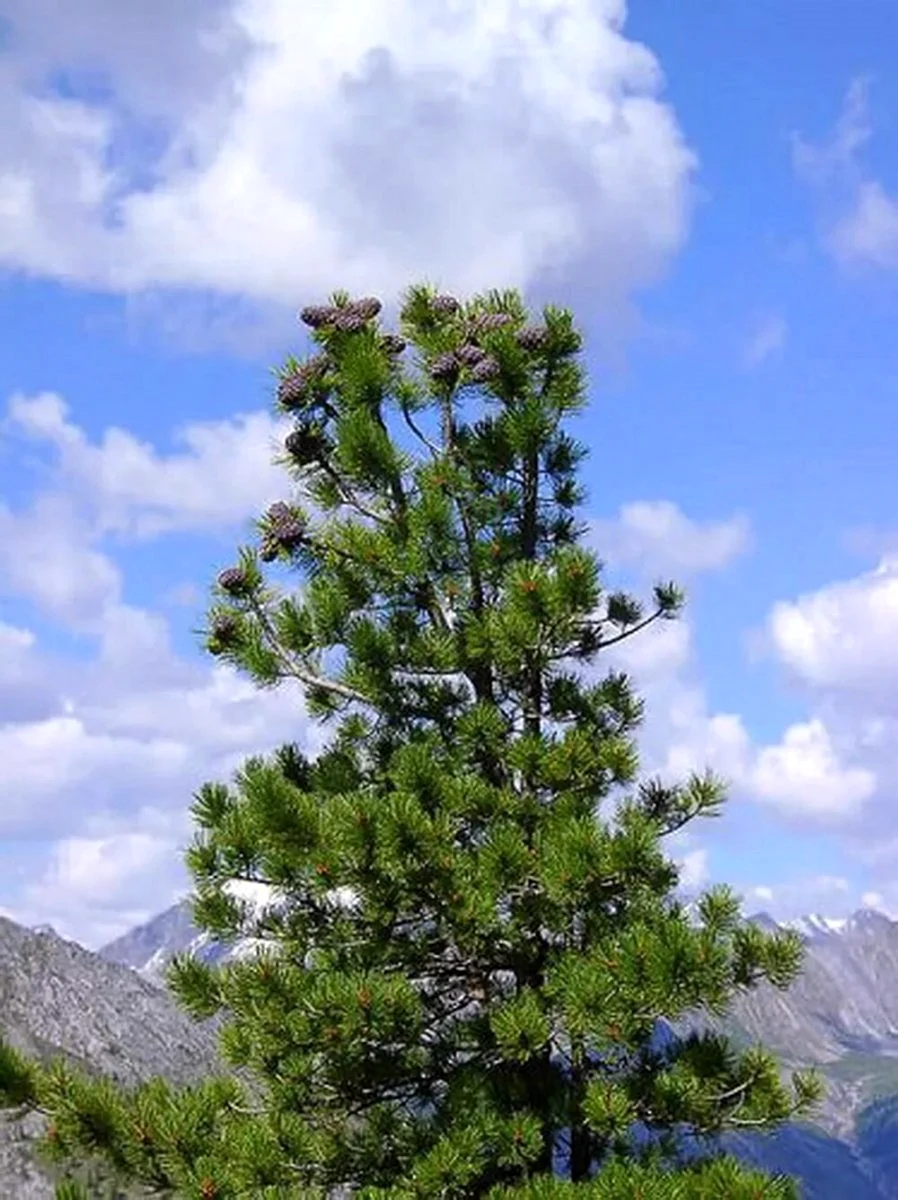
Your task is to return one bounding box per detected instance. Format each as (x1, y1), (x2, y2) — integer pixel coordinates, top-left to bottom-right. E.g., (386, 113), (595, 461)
(702, 909), (898, 1136)
(98, 880), (281, 985)
(0, 914), (224, 1199)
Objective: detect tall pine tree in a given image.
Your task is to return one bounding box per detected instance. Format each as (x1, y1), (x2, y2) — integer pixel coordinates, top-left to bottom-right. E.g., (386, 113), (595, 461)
(0, 284), (821, 1198)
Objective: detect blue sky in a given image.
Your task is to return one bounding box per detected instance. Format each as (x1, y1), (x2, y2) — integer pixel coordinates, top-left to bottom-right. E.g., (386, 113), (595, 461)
(1, 0), (897, 947)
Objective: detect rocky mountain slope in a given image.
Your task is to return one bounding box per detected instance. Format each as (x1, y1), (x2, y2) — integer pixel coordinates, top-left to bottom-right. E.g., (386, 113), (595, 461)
(707, 910), (898, 1138)
(0, 914), (224, 1198)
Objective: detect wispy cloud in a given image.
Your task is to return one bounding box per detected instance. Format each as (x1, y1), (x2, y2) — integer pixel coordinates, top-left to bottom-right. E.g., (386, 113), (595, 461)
(743, 314), (787, 368)
(591, 500), (753, 577)
(794, 77), (898, 270)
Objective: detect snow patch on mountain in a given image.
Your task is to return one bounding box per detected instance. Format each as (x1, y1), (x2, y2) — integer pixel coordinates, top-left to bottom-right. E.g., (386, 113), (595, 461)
(783, 913), (848, 938)
(99, 880), (361, 983)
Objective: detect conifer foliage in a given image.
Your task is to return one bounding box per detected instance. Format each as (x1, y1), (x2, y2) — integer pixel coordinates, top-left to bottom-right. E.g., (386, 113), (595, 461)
(0, 285), (822, 1198)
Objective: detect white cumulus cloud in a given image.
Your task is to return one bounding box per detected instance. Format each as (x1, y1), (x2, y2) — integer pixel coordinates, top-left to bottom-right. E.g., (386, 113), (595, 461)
(767, 557), (898, 696)
(0, 0), (696, 332)
(6, 392), (288, 538)
(748, 719), (875, 820)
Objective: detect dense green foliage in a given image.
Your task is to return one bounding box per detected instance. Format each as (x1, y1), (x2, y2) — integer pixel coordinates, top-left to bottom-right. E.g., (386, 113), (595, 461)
(0, 284), (822, 1198)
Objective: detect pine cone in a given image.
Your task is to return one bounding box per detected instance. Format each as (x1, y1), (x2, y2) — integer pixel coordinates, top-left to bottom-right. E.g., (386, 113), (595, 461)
(334, 309), (367, 333)
(516, 325), (548, 351)
(209, 613), (240, 650)
(217, 567), (251, 596)
(278, 353), (331, 410)
(467, 355), (500, 383)
(380, 334), (407, 356)
(348, 296), (382, 320)
(277, 372), (307, 412)
(471, 312), (513, 334)
(271, 516), (306, 552)
(267, 501), (292, 523)
(285, 425), (328, 462)
(456, 343), (486, 366)
(429, 351), (460, 381)
(263, 502), (306, 554)
(298, 304), (339, 328)
(432, 294), (460, 317)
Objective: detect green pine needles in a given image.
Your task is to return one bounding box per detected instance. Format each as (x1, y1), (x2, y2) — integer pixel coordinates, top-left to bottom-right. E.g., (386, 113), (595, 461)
(0, 284), (823, 1199)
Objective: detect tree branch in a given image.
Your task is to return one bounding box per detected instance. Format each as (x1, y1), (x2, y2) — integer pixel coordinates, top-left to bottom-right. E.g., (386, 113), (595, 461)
(400, 397), (441, 459)
(595, 606), (669, 650)
(250, 600), (373, 705)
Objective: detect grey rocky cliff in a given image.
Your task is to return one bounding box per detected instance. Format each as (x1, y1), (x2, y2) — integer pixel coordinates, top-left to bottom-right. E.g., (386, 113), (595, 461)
(0, 915), (223, 1198)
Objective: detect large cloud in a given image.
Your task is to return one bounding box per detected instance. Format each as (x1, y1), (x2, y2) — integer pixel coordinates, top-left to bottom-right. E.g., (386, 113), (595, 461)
(759, 556), (898, 844)
(0, 0), (696, 326)
(768, 557), (898, 697)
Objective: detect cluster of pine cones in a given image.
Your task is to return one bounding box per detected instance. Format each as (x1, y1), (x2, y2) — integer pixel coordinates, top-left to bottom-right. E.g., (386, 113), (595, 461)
(423, 295), (550, 385)
(278, 296), (406, 413)
(281, 291), (550, 404)
(299, 294), (382, 332)
(279, 290), (555, 465)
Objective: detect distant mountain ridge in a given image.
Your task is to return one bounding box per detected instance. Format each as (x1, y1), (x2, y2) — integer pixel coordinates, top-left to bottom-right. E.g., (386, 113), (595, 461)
(98, 880), (280, 984)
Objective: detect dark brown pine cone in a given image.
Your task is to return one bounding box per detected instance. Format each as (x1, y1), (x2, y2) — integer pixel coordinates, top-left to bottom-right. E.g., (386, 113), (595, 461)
(429, 351), (460, 381)
(380, 334), (407, 356)
(334, 309), (367, 333)
(467, 355), (500, 383)
(217, 567), (251, 596)
(431, 294), (460, 316)
(271, 516), (306, 551)
(267, 501), (292, 522)
(277, 353), (331, 411)
(298, 304), (339, 328)
(209, 613), (240, 649)
(285, 425), (328, 462)
(262, 501), (307, 555)
(456, 343), (486, 366)
(348, 296), (382, 320)
(516, 324), (549, 351)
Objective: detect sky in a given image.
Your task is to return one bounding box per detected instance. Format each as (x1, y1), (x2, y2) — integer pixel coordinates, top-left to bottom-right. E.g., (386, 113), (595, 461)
(1, 0), (898, 949)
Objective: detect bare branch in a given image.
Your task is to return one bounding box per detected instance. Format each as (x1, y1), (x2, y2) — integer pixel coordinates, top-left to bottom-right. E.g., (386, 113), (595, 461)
(250, 599), (373, 706)
(595, 606), (668, 650)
